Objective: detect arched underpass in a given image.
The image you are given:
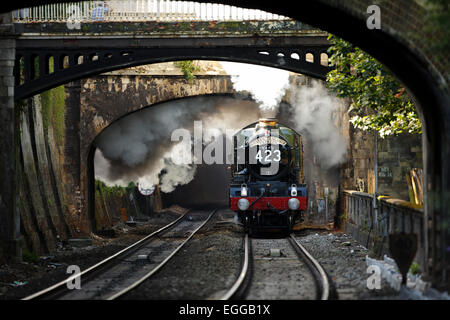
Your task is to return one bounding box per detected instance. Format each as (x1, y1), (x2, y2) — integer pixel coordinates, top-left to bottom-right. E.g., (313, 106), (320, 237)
(0, 0), (448, 297)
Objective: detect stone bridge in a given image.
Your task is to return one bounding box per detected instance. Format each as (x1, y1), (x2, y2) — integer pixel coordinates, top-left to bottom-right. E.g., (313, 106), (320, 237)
(13, 19), (330, 100)
(18, 62), (236, 253)
(80, 66), (235, 229)
(0, 0), (449, 290)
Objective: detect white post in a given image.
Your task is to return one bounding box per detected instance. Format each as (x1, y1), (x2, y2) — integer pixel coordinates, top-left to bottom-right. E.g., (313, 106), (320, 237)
(157, 0), (161, 20)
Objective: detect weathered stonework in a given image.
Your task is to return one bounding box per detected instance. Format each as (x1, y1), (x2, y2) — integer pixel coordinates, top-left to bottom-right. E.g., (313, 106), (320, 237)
(340, 121), (423, 202)
(0, 13), (19, 262)
(13, 69), (238, 253)
(378, 134), (422, 200)
(14, 20), (322, 37)
(79, 73), (235, 233)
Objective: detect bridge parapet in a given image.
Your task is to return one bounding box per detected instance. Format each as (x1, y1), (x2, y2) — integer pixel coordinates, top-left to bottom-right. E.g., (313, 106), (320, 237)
(342, 190), (426, 271)
(10, 1), (330, 101)
(13, 20), (323, 37)
(11, 0), (290, 23)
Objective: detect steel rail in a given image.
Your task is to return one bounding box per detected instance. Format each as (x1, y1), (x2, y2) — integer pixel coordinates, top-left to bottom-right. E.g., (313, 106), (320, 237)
(23, 210), (189, 300)
(108, 208), (217, 300)
(223, 233), (330, 300)
(288, 234), (330, 300)
(219, 233), (249, 300)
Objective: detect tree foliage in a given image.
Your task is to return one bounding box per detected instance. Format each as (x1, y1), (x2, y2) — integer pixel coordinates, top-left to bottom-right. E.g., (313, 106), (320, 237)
(325, 34), (421, 138)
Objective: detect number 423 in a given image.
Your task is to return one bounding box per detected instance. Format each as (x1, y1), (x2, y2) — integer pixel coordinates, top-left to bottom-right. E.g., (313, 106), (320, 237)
(255, 149), (281, 162)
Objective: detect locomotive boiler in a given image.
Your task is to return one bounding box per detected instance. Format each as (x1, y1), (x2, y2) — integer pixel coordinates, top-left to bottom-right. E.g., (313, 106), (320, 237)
(229, 119), (307, 235)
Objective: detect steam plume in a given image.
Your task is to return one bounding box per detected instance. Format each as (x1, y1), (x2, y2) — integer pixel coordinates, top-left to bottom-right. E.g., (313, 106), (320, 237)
(94, 97), (262, 192)
(288, 79), (347, 168)
(219, 61), (290, 116)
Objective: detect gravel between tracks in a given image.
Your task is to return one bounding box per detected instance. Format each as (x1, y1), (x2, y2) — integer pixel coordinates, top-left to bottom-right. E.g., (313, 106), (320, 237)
(121, 209), (244, 300)
(293, 230), (399, 299)
(245, 237), (317, 300)
(0, 209), (182, 300)
(1, 208), (404, 300)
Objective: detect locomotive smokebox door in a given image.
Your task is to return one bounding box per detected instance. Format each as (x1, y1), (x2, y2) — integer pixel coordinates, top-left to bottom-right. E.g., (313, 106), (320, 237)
(388, 233), (418, 285)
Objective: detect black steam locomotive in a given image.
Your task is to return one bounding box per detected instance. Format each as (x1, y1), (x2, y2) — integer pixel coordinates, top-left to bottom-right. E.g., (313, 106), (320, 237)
(229, 119), (307, 235)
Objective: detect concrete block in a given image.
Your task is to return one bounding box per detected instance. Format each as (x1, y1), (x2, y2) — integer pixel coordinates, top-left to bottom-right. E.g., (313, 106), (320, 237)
(0, 66), (13, 76)
(2, 75), (14, 87)
(0, 39), (15, 48)
(269, 248), (281, 257)
(0, 48), (15, 60)
(0, 60), (15, 67)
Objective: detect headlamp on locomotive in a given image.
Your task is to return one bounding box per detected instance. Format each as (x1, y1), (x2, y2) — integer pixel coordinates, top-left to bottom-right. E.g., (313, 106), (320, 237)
(229, 119), (307, 234)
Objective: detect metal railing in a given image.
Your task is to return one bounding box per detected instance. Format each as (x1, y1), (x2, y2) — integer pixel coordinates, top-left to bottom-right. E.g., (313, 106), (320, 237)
(343, 190), (425, 268)
(12, 0), (290, 23)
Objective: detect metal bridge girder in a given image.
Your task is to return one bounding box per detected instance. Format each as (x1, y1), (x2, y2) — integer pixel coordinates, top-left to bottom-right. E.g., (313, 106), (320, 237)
(14, 40), (331, 100)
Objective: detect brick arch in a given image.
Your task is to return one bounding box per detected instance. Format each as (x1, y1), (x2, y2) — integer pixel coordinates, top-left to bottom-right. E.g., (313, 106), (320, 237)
(80, 74), (236, 232)
(80, 74), (234, 151)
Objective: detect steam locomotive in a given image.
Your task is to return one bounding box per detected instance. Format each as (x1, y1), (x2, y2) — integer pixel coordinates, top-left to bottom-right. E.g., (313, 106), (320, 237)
(229, 119), (307, 235)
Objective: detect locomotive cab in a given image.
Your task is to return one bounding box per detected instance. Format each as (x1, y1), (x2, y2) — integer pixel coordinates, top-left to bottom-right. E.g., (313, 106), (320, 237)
(229, 119), (307, 235)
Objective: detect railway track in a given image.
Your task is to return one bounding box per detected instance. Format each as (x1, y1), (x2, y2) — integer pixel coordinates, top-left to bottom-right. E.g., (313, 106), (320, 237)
(222, 233), (330, 300)
(23, 209), (216, 300)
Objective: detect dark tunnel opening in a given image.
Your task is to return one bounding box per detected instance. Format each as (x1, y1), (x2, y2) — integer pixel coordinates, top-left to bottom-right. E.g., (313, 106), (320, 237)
(161, 163), (230, 210)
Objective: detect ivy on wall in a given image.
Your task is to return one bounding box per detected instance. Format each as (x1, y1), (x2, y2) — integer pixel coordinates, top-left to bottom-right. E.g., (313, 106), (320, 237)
(40, 85), (66, 145)
(39, 57), (66, 145)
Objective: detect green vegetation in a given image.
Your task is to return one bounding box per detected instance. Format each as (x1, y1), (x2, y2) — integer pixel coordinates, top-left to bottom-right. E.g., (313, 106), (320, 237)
(22, 249), (40, 263)
(326, 34), (421, 138)
(36, 57), (66, 145)
(95, 179), (135, 197)
(40, 66), (66, 146)
(175, 60), (202, 82)
(409, 262), (422, 275)
(40, 86), (66, 144)
(125, 181), (136, 194)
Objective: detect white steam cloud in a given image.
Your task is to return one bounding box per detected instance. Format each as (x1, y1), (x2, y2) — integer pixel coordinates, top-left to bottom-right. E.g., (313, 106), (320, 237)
(288, 79), (347, 168)
(94, 97), (262, 192)
(219, 61), (290, 114)
(219, 62), (347, 168)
